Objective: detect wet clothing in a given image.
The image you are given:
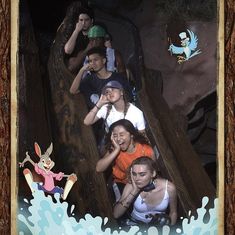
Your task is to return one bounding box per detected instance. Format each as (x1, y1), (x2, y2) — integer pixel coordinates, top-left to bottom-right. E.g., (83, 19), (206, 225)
(131, 180), (169, 223)
(80, 72), (131, 108)
(96, 103), (145, 132)
(113, 143), (153, 184)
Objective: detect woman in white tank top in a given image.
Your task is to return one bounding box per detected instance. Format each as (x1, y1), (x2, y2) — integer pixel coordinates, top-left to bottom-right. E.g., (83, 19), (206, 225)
(113, 156), (177, 226)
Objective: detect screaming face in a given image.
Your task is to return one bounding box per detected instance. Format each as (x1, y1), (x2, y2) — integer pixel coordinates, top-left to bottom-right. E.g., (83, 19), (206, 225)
(112, 125), (134, 152)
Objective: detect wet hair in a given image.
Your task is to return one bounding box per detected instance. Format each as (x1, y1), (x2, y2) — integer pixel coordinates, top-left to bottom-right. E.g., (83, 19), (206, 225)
(105, 119), (149, 151)
(86, 46), (106, 59)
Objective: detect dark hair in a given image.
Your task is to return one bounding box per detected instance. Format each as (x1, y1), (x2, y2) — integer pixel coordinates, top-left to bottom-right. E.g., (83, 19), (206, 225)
(65, 3), (94, 31)
(127, 156), (159, 182)
(105, 119), (149, 151)
(104, 88), (130, 123)
(131, 156), (157, 173)
(78, 6), (94, 20)
(105, 33), (112, 42)
(87, 46), (106, 59)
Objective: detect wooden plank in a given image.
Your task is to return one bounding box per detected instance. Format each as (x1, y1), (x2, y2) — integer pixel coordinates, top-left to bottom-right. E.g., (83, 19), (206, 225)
(47, 14), (113, 218)
(141, 74), (215, 211)
(225, 0), (235, 234)
(138, 89), (196, 215)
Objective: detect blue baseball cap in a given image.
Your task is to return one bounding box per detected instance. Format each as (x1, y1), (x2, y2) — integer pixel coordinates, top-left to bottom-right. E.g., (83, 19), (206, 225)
(102, 81), (123, 94)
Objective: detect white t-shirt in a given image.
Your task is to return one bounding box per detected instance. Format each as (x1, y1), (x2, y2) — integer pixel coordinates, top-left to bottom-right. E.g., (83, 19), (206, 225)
(96, 103), (145, 131)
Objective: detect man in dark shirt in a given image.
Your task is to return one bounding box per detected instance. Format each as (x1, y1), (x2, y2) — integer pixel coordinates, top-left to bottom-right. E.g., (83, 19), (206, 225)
(67, 24), (127, 77)
(64, 7), (94, 72)
(70, 47), (131, 109)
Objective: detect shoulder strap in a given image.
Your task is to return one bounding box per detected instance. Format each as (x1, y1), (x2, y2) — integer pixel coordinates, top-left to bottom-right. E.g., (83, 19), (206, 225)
(103, 104), (112, 133)
(165, 180), (168, 193)
(104, 104), (112, 122)
(123, 102), (130, 119)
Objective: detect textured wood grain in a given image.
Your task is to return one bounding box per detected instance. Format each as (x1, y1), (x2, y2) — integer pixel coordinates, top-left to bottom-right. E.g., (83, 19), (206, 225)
(140, 74), (215, 212)
(225, 1), (235, 234)
(47, 3), (113, 218)
(0, 0), (10, 234)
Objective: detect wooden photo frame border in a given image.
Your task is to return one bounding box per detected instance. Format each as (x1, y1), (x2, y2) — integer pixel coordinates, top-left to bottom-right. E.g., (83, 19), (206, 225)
(0, 0), (233, 234)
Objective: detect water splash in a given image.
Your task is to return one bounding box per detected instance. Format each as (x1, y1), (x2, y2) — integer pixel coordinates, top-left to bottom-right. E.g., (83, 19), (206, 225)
(18, 189), (218, 235)
(181, 197), (218, 235)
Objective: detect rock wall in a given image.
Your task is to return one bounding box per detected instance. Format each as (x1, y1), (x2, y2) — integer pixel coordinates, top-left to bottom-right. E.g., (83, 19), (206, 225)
(120, 0), (217, 115)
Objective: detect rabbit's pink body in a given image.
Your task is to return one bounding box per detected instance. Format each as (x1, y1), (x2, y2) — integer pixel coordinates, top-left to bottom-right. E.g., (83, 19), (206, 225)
(34, 164), (64, 191)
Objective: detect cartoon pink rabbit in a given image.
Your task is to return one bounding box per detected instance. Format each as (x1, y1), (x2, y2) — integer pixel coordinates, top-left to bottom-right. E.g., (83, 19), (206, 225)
(19, 142), (77, 200)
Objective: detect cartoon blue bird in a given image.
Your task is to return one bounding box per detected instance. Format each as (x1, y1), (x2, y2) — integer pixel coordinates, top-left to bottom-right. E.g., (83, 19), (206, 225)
(168, 29), (201, 63)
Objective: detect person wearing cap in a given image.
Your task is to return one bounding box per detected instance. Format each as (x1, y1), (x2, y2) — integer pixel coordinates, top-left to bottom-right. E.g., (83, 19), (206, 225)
(64, 7), (94, 72)
(83, 80), (145, 134)
(68, 25), (126, 75)
(70, 47), (131, 109)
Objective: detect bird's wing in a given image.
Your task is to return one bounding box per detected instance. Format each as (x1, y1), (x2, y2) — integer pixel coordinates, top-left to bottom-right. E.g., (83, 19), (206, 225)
(188, 29), (198, 51)
(169, 44), (184, 55)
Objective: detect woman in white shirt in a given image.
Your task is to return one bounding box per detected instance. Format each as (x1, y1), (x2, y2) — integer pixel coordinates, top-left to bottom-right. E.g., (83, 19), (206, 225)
(113, 157), (177, 226)
(83, 80), (146, 133)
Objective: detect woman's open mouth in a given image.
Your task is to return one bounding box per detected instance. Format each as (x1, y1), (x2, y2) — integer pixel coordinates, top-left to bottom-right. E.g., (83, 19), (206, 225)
(119, 142), (126, 150)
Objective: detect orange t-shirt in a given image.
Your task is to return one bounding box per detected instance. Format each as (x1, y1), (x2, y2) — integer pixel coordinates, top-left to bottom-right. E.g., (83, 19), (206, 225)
(112, 143), (154, 184)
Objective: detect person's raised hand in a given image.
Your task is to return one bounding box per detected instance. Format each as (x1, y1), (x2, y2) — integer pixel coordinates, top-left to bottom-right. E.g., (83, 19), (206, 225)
(82, 63), (93, 72)
(96, 94), (109, 108)
(75, 21), (84, 32)
(111, 132), (121, 152)
(130, 167), (140, 195)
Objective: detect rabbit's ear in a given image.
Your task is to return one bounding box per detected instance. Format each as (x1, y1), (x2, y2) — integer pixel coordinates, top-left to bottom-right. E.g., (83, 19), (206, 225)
(34, 142), (41, 157)
(46, 143), (53, 156)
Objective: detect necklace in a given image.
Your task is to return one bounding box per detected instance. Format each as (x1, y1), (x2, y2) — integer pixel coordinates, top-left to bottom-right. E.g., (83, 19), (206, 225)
(127, 143), (135, 153)
(141, 192), (149, 204)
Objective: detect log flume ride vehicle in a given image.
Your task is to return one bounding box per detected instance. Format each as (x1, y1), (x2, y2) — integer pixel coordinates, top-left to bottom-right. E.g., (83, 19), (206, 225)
(29, 1), (215, 226)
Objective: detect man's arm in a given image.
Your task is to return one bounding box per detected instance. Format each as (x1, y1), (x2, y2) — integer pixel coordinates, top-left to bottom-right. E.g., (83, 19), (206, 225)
(70, 64), (90, 94)
(67, 49), (88, 73)
(67, 40), (96, 74)
(64, 23), (82, 54)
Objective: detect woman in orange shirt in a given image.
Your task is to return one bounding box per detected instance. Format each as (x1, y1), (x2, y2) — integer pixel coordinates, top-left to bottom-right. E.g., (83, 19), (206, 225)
(96, 119), (154, 200)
